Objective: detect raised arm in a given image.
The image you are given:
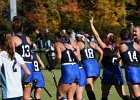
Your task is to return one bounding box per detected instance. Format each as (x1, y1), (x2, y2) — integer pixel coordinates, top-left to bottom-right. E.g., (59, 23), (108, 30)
(89, 17), (107, 49)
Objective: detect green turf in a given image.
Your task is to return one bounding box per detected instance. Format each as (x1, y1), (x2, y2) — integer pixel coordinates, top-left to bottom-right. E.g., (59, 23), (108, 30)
(40, 69), (130, 100)
(0, 69), (130, 100)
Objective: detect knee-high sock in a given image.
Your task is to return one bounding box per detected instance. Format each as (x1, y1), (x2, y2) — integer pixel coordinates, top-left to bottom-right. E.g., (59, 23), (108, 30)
(86, 90), (96, 100)
(122, 95), (132, 100)
(135, 96), (140, 100)
(101, 98), (108, 100)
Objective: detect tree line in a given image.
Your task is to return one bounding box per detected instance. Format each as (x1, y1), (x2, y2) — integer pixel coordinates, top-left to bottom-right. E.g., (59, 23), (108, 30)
(0, 0), (139, 41)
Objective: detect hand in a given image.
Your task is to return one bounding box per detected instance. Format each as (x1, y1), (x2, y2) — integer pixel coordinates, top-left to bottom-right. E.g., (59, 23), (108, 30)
(46, 28), (49, 32)
(89, 17), (94, 24)
(36, 30), (39, 34)
(64, 43), (74, 51)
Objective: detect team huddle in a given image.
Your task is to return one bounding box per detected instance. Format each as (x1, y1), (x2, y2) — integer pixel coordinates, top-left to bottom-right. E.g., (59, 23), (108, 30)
(0, 16), (140, 100)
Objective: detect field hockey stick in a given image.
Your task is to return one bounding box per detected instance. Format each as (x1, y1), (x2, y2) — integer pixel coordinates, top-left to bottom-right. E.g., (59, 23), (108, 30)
(130, 22), (135, 39)
(50, 70), (58, 88)
(32, 79), (52, 98)
(43, 87), (52, 97)
(131, 22), (134, 34)
(33, 48), (58, 89)
(32, 49), (46, 53)
(45, 49), (58, 89)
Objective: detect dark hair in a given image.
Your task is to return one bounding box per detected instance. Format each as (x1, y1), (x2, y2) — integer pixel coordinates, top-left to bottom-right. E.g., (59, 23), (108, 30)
(55, 32), (63, 39)
(120, 28), (133, 41)
(76, 36), (82, 42)
(55, 32), (68, 39)
(12, 16), (23, 34)
(67, 30), (72, 35)
(135, 26), (140, 29)
(55, 32), (70, 43)
(0, 31), (14, 60)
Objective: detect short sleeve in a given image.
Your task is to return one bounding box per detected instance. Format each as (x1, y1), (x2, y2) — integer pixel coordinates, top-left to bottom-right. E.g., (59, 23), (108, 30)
(15, 52), (25, 65)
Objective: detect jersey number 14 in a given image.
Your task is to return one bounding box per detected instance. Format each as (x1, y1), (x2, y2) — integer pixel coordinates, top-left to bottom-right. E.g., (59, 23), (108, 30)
(128, 51), (138, 62)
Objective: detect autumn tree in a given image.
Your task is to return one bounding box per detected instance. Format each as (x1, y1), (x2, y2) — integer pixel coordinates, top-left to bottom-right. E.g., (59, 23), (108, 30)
(0, 0), (139, 37)
(78, 0), (127, 36)
(0, 0), (11, 31)
(125, 0), (140, 26)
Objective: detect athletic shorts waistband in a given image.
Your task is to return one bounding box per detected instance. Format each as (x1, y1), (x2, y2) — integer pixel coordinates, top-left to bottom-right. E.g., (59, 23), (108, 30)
(79, 67), (83, 69)
(62, 62), (76, 65)
(25, 61), (32, 63)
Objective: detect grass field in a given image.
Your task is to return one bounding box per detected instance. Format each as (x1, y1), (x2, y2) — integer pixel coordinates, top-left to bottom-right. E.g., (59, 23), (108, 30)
(41, 69), (130, 100)
(0, 68), (130, 100)
(0, 52), (130, 100)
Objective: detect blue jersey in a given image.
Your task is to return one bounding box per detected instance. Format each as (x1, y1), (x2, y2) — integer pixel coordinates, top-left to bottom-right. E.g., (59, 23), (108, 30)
(121, 41), (140, 67)
(15, 34), (33, 83)
(80, 41), (100, 77)
(80, 47), (95, 60)
(61, 49), (77, 64)
(80, 42), (95, 60)
(32, 52), (45, 87)
(102, 48), (119, 67)
(32, 52), (41, 72)
(15, 34), (31, 61)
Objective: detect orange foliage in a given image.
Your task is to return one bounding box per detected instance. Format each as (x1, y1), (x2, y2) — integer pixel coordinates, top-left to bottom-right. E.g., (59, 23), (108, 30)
(61, 0), (81, 13)
(24, 1), (48, 29)
(25, 12), (37, 22)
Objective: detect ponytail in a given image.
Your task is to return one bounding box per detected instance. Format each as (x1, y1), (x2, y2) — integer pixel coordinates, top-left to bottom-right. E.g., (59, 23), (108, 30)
(0, 31), (14, 60)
